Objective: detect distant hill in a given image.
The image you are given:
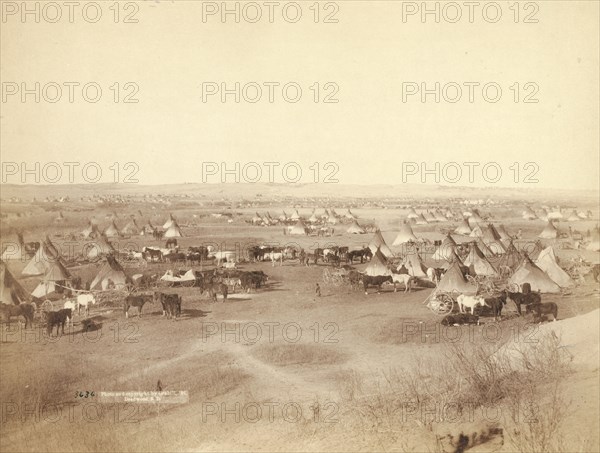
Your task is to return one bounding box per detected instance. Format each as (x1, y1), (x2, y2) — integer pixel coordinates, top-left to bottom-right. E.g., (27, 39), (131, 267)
(1, 182), (598, 205)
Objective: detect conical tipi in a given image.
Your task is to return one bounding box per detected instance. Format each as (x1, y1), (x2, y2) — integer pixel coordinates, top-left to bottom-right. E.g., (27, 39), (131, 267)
(365, 247), (391, 276)
(535, 247), (574, 288)
(0, 260), (29, 304)
(508, 256), (561, 293)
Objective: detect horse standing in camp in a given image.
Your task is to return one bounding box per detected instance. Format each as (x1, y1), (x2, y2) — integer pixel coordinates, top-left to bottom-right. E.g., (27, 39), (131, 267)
(360, 275), (393, 295)
(0, 303), (35, 329)
(124, 294), (153, 318)
(75, 293), (96, 316)
(391, 274), (414, 293)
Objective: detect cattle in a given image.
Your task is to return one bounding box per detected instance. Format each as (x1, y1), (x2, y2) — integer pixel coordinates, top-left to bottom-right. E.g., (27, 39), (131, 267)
(391, 274), (414, 293)
(592, 264), (600, 282)
(0, 303), (35, 329)
(153, 292), (181, 319)
(506, 291), (541, 315)
(526, 302), (558, 322)
(44, 308), (72, 336)
(483, 291), (508, 321)
(456, 294), (488, 315)
(124, 294), (153, 318)
(360, 275), (393, 295)
(441, 313), (479, 326)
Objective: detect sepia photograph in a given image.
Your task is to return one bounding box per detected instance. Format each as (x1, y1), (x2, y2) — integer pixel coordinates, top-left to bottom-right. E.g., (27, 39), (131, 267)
(1, 1), (599, 451)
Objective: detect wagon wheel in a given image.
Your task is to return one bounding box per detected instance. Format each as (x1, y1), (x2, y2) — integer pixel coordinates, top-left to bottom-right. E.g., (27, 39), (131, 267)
(183, 279), (195, 287)
(466, 275), (478, 287)
(125, 283), (137, 294)
(430, 294), (454, 315)
(480, 279), (495, 296)
(332, 274), (342, 286)
(507, 282), (520, 293)
(40, 299), (54, 313)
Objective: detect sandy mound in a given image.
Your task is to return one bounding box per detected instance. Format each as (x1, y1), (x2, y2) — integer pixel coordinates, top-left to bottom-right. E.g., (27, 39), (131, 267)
(497, 309), (600, 370)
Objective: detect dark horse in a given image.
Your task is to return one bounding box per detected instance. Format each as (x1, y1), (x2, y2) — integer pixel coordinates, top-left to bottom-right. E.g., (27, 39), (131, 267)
(44, 309), (72, 336)
(198, 276), (228, 302)
(360, 275), (393, 295)
(124, 294), (154, 318)
(0, 303), (35, 328)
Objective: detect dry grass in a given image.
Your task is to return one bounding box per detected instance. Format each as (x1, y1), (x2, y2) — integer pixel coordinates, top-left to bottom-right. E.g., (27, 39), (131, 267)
(252, 343), (347, 367)
(336, 331), (581, 452)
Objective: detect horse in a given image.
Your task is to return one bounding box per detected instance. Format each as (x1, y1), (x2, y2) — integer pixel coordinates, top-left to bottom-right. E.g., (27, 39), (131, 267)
(124, 294), (153, 318)
(44, 309), (72, 336)
(142, 247), (163, 262)
(456, 294), (488, 315)
(426, 267), (444, 284)
(526, 302), (558, 322)
(360, 275), (393, 295)
(483, 291), (508, 321)
(391, 274), (414, 293)
(205, 282), (228, 303)
(0, 303), (35, 328)
(165, 238), (178, 249)
(267, 252), (284, 267)
(75, 293), (96, 316)
(153, 292), (181, 319)
(506, 290), (541, 315)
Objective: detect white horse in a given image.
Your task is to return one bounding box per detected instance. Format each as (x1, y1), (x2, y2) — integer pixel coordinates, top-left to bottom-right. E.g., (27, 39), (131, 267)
(62, 300), (76, 326)
(456, 294), (488, 315)
(76, 293), (96, 316)
(426, 267), (442, 284)
(266, 252), (283, 267)
(391, 274), (414, 293)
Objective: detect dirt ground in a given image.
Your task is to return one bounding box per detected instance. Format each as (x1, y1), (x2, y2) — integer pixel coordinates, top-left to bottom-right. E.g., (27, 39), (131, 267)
(1, 201), (599, 452)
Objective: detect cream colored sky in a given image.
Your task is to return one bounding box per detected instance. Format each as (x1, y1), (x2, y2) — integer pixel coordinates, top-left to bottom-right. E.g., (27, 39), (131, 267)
(1, 0), (598, 190)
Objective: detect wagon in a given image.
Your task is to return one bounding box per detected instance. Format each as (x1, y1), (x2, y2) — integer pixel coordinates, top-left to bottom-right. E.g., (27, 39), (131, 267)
(160, 269), (196, 287)
(425, 276), (518, 316)
(322, 267), (348, 286)
(128, 273), (161, 292)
